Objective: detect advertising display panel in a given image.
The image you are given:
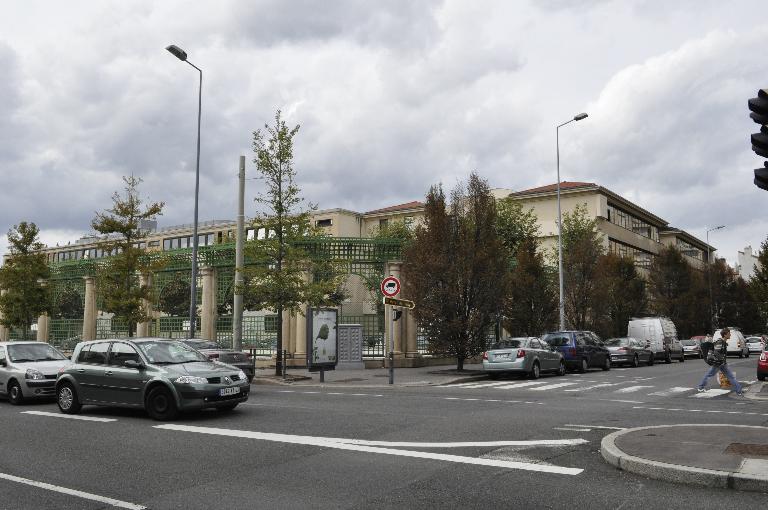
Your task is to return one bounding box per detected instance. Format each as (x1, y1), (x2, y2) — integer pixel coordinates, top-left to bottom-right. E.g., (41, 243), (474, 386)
(306, 308), (338, 371)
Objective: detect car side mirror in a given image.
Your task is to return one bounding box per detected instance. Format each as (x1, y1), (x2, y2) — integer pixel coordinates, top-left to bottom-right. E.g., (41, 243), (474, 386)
(124, 360), (144, 369)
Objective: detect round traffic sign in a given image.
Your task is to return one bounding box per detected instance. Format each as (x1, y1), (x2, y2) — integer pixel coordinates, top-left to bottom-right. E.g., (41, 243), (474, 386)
(380, 276), (401, 297)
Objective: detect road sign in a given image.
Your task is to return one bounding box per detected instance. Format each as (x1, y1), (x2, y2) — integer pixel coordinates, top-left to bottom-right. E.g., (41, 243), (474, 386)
(380, 276), (401, 297)
(382, 296), (415, 309)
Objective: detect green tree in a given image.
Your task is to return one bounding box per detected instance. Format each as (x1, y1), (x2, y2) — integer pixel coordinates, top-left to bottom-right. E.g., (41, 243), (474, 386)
(91, 176), (164, 337)
(403, 173), (508, 370)
(503, 239), (557, 336)
(52, 286), (84, 319)
(648, 245), (692, 331)
(495, 198), (539, 260)
(0, 222), (51, 339)
(370, 220), (414, 243)
(595, 253), (646, 338)
(559, 204), (605, 331)
(157, 274), (191, 317)
(749, 237), (768, 329)
(247, 110), (346, 375)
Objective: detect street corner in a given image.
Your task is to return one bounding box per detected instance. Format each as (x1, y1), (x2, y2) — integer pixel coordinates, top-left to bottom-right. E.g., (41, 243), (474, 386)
(601, 424), (768, 492)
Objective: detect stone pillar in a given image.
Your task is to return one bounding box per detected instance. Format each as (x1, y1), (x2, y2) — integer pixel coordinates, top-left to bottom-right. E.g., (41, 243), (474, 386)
(82, 276), (97, 341)
(384, 262), (405, 358)
(136, 273), (153, 338)
(294, 303), (307, 363)
(405, 309), (419, 358)
(36, 314), (50, 342)
(286, 312), (297, 355)
(0, 289), (9, 342)
(281, 311), (293, 356)
(200, 267), (217, 341)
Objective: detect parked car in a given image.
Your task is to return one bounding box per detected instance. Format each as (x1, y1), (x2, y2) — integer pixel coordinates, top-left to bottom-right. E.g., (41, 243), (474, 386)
(711, 328), (749, 358)
(0, 342), (72, 404)
(541, 331), (611, 373)
(758, 350), (768, 381)
(56, 338), (250, 420)
(627, 317), (684, 363)
(180, 340), (255, 383)
(604, 337), (654, 367)
(482, 337), (565, 379)
(681, 339), (703, 359)
(745, 336), (765, 354)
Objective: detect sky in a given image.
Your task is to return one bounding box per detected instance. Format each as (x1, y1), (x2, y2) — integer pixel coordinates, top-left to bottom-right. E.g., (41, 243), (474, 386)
(1, 0), (767, 265)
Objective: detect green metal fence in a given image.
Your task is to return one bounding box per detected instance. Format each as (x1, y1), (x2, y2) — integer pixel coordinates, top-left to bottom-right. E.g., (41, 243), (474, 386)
(49, 318), (83, 351)
(340, 314), (384, 357)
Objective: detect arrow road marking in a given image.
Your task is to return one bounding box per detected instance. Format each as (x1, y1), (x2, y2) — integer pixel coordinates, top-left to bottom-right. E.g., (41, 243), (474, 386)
(154, 424), (584, 475)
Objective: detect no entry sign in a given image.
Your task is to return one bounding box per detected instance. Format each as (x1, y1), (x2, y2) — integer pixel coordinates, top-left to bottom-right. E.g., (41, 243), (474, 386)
(380, 276), (401, 297)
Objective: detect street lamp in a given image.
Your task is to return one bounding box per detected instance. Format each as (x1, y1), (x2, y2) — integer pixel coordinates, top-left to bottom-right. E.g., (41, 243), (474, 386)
(556, 112), (588, 331)
(706, 225), (725, 330)
(166, 44), (202, 339)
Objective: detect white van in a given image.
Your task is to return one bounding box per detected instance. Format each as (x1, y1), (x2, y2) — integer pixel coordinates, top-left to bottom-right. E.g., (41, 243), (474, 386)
(627, 317), (685, 363)
(711, 328), (749, 358)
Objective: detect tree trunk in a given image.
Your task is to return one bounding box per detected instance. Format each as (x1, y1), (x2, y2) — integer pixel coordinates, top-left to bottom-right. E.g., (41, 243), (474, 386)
(275, 305), (283, 376)
(456, 355), (464, 371)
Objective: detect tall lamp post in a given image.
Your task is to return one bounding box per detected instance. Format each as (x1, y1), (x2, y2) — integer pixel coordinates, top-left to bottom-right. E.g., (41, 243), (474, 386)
(706, 225), (725, 330)
(166, 44), (202, 339)
(556, 112), (588, 331)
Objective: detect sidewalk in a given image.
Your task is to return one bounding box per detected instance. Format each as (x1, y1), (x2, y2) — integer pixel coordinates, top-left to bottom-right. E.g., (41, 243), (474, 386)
(601, 424), (768, 492)
(253, 363), (486, 387)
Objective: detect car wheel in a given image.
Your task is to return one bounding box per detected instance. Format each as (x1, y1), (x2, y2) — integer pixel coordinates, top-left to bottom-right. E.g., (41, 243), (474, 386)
(8, 381), (23, 406)
(217, 403), (238, 412)
(247, 375), (254, 383)
(745, 350), (750, 358)
(759, 373), (766, 381)
(665, 350), (672, 364)
(579, 358), (589, 373)
(739, 351), (744, 358)
(679, 352), (685, 363)
(647, 355), (655, 366)
(529, 362), (540, 380)
(57, 383), (82, 414)
(557, 361), (566, 377)
(632, 355), (639, 368)
(146, 386), (179, 421)
(602, 356), (611, 371)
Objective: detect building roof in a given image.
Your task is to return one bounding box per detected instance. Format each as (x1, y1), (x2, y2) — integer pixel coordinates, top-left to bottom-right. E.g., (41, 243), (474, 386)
(364, 201), (424, 215)
(513, 181), (596, 195)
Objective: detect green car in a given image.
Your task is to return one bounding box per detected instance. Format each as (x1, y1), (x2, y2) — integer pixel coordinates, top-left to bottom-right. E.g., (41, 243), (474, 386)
(56, 338), (250, 420)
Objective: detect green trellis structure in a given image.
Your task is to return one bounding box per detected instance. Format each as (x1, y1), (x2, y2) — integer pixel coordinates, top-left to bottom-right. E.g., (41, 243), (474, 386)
(44, 237), (403, 356)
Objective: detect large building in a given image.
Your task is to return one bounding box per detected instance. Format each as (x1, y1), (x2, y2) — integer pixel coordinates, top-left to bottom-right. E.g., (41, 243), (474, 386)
(736, 245), (761, 280)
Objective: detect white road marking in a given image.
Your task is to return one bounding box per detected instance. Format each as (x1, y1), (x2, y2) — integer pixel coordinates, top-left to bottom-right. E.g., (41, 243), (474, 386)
(596, 399), (646, 404)
(494, 381), (551, 390)
(21, 411), (117, 423)
(633, 406), (768, 417)
(692, 389), (731, 398)
(564, 383), (619, 392)
(553, 427), (591, 432)
(0, 472), (144, 509)
(648, 387), (691, 396)
(528, 382), (577, 391)
(564, 424), (625, 430)
(336, 438), (589, 448)
(154, 424), (584, 475)
(614, 385), (654, 393)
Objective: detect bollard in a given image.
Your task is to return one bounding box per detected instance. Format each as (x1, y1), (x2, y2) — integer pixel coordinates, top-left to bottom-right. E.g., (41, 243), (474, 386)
(282, 349), (287, 380)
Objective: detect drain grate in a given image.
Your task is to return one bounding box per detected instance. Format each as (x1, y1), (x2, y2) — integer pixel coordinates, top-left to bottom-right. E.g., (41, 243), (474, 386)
(725, 443), (768, 458)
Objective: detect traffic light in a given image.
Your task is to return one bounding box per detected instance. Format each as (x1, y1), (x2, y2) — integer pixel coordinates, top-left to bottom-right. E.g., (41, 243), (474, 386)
(748, 89), (768, 190)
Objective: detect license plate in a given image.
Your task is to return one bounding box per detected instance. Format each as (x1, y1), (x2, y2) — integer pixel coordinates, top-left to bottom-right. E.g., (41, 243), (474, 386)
(219, 387), (240, 396)
(494, 354), (510, 360)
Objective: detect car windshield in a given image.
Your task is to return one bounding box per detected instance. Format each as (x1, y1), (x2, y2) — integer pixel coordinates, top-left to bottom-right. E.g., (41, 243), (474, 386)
(490, 339), (523, 349)
(604, 338), (628, 346)
(7, 343), (67, 362)
(681, 340), (697, 346)
(137, 341), (209, 364)
(543, 334), (570, 347)
(746, 337), (762, 342)
(182, 340), (220, 350)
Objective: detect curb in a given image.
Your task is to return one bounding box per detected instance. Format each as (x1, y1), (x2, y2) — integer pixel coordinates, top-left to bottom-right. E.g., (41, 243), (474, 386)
(601, 424), (768, 492)
(251, 374), (487, 388)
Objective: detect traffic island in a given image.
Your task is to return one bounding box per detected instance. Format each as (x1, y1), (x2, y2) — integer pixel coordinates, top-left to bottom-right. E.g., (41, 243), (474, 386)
(601, 424), (768, 492)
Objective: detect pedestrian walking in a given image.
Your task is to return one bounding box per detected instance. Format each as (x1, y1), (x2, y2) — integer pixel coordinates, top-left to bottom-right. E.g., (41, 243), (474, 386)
(700, 334), (714, 359)
(697, 328), (743, 395)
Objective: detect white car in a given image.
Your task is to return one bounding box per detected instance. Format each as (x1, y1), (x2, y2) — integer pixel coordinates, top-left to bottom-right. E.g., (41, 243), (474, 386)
(711, 329), (749, 358)
(745, 336), (765, 354)
(0, 342), (71, 404)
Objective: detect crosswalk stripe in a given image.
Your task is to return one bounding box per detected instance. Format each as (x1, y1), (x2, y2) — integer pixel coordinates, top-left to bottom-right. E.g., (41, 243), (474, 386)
(528, 382), (577, 391)
(614, 385), (654, 393)
(692, 389), (731, 398)
(564, 383), (620, 392)
(493, 381), (551, 390)
(648, 387), (691, 396)
(453, 381), (517, 389)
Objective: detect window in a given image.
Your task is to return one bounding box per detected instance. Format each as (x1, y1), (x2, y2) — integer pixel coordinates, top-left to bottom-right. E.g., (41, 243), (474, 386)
(264, 315), (278, 333)
(609, 238), (654, 270)
(316, 219), (332, 227)
(108, 343), (141, 366)
(0, 347), (5, 362)
(379, 219), (389, 228)
(148, 240), (159, 247)
(607, 204), (659, 242)
(206, 233), (214, 245)
(246, 228), (255, 241)
(78, 343), (109, 365)
(404, 216), (414, 229)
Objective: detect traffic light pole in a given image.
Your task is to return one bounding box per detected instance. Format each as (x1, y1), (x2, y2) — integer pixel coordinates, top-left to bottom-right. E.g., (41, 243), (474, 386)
(388, 304), (394, 385)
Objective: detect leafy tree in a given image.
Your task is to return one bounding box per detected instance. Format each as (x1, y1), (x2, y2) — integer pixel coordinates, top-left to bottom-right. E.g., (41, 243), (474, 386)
(91, 176), (164, 337)
(52, 286), (84, 319)
(403, 173), (508, 370)
(559, 204), (605, 331)
(495, 198), (540, 260)
(749, 237), (768, 329)
(247, 110), (346, 375)
(503, 239), (557, 336)
(648, 245), (693, 331)
(595, 253), (646, 338)
(157, 274), (191, 317)
(370, 220), (414, 243)
(720, 275), (762, 333)
(0, 222), (51, 339)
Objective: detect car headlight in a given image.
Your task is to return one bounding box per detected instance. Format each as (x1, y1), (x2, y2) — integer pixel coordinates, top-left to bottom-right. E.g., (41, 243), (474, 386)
(25, 369), (45, 380)
(238, 370), (247, 381)
(175, 376), (208, 384)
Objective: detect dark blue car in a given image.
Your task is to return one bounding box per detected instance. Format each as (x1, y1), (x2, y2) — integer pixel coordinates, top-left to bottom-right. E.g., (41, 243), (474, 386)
(542, 331), (611, 373)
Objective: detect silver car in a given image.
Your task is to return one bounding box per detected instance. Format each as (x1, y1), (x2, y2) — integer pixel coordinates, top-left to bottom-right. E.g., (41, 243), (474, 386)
(0, 341), (71, 404)
(482, 337), (565, 379)
(745, 336), (765, 354)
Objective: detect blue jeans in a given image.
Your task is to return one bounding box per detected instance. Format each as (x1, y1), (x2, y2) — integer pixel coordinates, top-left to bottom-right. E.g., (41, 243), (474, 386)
(697, 364), (742, 393)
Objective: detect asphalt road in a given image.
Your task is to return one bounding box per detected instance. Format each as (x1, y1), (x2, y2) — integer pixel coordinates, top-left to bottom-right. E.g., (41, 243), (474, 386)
(0, 355), (765, 509)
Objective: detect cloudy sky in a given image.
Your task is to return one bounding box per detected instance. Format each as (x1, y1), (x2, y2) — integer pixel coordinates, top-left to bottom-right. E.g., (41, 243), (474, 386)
(1, 0), (767, 264)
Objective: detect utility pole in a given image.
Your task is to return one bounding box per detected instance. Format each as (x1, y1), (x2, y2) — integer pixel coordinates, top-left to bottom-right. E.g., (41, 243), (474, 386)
(233, 156), (245, 350)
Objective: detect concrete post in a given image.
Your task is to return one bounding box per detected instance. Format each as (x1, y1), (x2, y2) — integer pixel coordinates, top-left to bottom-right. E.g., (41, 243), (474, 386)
(386, 262), (404, 357)
(36, 314), (50, 342)
(294, 303), (307, 363)
(200, 266), (217, 341)
(0, 289), (8, 341)
(405, 309), (419, 358)
(137, 273), (153, 338)
(82, 276), (97, 341)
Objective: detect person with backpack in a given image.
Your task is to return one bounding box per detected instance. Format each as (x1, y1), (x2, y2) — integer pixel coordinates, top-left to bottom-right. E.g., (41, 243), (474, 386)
(696, 327), (743, 396)
(700, 334), (714, 359)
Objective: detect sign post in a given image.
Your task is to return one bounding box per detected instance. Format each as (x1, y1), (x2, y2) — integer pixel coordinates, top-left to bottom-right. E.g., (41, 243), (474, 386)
(380, 277), (401, 385)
